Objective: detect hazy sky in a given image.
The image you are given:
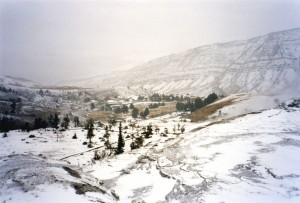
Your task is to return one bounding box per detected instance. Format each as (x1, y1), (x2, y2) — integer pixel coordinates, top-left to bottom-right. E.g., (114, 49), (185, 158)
(1, 0), (300, 83)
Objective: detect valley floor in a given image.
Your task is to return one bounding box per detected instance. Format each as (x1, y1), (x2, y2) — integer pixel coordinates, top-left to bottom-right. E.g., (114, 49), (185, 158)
(1, 98), (300, 203)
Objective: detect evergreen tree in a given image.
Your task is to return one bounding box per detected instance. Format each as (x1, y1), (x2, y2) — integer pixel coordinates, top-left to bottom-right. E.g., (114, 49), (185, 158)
(90, 102), (95, 110)
(132, 107), (139, 118)
(10, 100), (16, 114)
(194, 97), (204, 110)
(86, 118), (94, 145)
(115, 122), (125, 154)
(73, 116), (80, 127)
(48, 114), (54, 127)
(39, 89), (44, 97)
(176, 102), (185, 111)
(145, 124), (153, 138)
(122, 105), (129, 114)
(143, 108), (150, 118)
(130, 134), (144, 150)
(114, 106), (122, 114)
(204, 93), (218, 105)
(61, 114), (70, 129)
(53, 114), (60, 129)
(22, 122), (31, 132)
(129, 103), (134, 109)
(181, 126), (185, 134)
(34, 117), (47, 129)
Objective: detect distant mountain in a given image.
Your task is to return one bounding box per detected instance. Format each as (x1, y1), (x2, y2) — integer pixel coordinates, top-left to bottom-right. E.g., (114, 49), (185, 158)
(65, 28), (300, 97)
(0, 76), (40, 88)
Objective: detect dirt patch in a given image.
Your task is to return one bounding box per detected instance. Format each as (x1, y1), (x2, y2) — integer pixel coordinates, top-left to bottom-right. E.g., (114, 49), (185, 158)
(72, 182), (106, 195)
(189, 99), (235, 122)
(63, 166), (81, 178)
(87, 111), (126, 122)
(149, 102), (176, 118)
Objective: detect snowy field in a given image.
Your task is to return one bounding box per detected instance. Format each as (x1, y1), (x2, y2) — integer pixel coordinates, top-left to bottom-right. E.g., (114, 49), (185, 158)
(1, 95), (300, 203)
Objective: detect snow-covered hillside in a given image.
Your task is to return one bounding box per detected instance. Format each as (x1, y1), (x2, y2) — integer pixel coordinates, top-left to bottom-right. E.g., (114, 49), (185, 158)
(1, 95), (300, 203)
(0, 76), (40, 88)
(119, 28), (300, 96)
(62, 28), (300, 97)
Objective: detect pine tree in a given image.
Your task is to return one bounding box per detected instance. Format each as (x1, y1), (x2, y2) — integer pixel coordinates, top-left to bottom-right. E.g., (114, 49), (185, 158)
(181, 125), (185, 134)
(143, 108), (150, 118)
(48, 114), (54, 127)
(61, 114), (70, 129)
(86, 118), (95, 146)
(122, 105), (129, 114)
(145, 124), (153, 138)
(53, 114), (60, 129)
(132, 107), (139, 118)
(10, 100), (16, 114)
(90, 103), (95, 110)
(129, 103), (134, 109)
(115, 122), (124, 154)
(73, 116), (80, 127)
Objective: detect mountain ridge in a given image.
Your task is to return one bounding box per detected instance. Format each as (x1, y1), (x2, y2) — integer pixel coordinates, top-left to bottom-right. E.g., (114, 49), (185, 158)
(42, 28), (300, 97)
(111, 27), (300, 96)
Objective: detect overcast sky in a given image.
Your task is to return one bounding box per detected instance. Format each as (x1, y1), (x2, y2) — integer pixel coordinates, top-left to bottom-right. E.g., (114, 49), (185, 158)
(1, 0), (300, 83)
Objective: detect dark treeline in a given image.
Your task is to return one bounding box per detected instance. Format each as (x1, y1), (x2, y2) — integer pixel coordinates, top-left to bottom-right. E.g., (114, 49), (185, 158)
(176, 93), (219, 112)
(114, 105), (129, 114)
(149, 93), (186, 102)
(0, 113), (61, 133)
(148, 102), (165, 109)
(0, 86), (19, 94)
(0, 116), (25, 132)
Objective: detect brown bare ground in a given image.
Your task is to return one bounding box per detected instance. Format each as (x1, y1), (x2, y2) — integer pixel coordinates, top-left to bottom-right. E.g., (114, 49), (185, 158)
(149, 102), (176, 118)
(189, 99), (235, 122)
(134, 103), (150, 111)
(87, 111), (126, 122)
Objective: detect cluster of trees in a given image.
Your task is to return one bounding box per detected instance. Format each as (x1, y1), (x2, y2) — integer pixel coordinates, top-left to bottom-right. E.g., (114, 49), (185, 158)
(114, 105), (129, 114)
(132, 107), (139, 118)
(149, 93), (186, 102)
(0, 112), (80, 133)
(61, 114), (70, 129)
(137, 95), (146, 101)
(73, 116), (80, 127)
(131, 106), (150, 119)
(0, 86), (18, 94)
(148, 102), (165, 109)
(0, 114), (59, 133)
(9, 98), (22, 114)
(130, 135), (144, 150)
(85, 118), (95, 148)
(176, 93), (219, 112)
(100, 104), (112, 111)
(0, 98), (22, 115)
(38, 89), (51, 97)
(0, 117), (25, 132)
(140, 108), (149, 118)
(32, 113), (61, 130)
(84, 97), (91, 103)
(90, 103), (95, 110)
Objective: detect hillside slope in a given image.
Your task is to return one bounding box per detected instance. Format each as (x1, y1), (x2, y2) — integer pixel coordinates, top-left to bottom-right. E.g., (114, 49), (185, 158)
(120, 28), (300, 96)
(64, 28), (300, 97)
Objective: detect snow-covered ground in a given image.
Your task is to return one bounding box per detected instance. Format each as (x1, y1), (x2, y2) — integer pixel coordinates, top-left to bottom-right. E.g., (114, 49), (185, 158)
(1, 94), (300, 202)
